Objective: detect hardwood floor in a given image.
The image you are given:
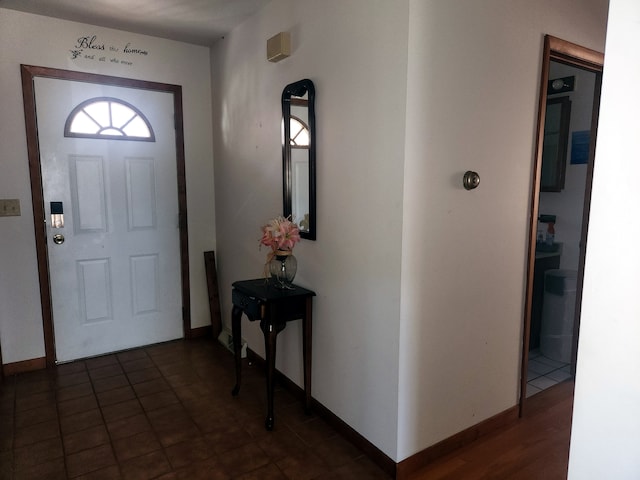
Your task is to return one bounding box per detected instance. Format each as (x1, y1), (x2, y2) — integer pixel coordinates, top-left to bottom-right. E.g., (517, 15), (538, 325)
(408, 380), (574, 480)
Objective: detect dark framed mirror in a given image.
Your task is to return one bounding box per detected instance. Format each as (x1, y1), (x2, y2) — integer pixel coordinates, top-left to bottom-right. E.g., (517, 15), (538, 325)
(282, 79), (316, 240)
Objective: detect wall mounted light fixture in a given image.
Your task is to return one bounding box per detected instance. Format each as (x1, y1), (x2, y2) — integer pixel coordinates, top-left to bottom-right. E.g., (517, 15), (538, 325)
(548, 76), (575, 94)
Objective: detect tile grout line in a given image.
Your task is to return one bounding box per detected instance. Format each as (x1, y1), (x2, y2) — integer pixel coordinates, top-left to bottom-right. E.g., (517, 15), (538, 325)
(55, 365), (72, 480)
(140, 345), (187, 476)
(72, 358), (121, 480)
(527, 359), (573, 396)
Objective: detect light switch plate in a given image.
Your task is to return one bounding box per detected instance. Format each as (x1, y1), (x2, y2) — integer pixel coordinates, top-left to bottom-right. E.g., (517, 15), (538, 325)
(0, 199), (21, 217)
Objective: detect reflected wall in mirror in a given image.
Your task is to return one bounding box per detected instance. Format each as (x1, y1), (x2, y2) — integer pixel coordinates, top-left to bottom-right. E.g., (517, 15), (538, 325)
(282, 79), (316, 240)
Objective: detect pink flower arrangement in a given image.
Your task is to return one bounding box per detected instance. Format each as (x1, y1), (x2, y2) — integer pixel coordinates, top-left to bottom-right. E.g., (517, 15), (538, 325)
(260, 216), (301, 252)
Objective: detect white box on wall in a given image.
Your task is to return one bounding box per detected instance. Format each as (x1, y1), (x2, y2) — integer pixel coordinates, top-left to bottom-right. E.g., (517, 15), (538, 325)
(267, 32), (290, 62)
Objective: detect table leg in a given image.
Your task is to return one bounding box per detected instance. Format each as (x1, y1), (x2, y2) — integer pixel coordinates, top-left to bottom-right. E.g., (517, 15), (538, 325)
(303, 297), (312, 414)
(231, 305), (243, 396)
(263, 323), (277, 430)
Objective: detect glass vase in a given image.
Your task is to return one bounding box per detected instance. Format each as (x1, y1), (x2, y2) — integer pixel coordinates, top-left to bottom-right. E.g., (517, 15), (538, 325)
(269, 250), (297, 288)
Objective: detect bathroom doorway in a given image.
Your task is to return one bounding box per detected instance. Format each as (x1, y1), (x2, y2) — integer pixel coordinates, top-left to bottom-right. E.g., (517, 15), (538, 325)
(520, 36), (604, 413)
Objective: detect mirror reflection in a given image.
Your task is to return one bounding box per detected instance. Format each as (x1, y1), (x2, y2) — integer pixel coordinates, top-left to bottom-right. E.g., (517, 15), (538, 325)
(282, 79), (316, 240)
(541, 95), (571, 191)
(524, 38), (602, 403)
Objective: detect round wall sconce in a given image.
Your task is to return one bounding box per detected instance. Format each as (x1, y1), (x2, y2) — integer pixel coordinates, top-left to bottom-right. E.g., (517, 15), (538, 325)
(463, 171), (480, 190)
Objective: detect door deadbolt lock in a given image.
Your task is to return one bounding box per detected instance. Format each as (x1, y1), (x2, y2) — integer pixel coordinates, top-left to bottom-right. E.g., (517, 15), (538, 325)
(52, 234), (65, 245)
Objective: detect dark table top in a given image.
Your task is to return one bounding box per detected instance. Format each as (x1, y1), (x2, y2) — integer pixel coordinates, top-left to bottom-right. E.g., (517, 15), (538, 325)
(232, 278), (316, 301)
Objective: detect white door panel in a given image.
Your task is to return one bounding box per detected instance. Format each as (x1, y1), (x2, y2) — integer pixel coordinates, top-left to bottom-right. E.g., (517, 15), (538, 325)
(34, 77), (183, 362)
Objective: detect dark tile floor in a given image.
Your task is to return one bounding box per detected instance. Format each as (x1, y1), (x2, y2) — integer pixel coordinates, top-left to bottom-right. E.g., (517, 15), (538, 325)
(0, 338), (391, 479)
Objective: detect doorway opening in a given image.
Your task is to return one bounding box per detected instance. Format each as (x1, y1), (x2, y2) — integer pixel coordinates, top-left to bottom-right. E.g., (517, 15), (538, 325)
(520, 36), (604, 413)
(21, 65), (191, 366)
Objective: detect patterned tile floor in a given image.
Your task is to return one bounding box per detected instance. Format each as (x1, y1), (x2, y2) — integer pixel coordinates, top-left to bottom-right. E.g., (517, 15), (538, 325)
(526, 349), (572, 398)
(0, 338), (390, 479)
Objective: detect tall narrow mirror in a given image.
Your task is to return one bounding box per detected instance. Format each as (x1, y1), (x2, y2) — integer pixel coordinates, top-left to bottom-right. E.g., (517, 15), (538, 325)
(282, 79), (316, 240)
(520, 35), (603, 414)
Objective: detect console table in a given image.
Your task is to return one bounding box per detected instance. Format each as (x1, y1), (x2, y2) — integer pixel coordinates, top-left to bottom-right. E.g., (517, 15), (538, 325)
(230, 278), (316, 430)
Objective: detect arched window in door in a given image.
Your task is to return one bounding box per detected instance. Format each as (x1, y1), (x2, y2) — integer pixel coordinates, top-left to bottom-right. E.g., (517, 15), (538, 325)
(289, 115), (309, 148)
(64, 97), (155, 141)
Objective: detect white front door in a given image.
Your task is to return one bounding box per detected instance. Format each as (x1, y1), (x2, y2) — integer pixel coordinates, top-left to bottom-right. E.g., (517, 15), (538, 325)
(34, 77), (183, 362)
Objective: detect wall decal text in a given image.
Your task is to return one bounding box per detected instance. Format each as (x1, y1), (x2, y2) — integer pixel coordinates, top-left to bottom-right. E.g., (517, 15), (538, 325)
(70, 35), (150, 66)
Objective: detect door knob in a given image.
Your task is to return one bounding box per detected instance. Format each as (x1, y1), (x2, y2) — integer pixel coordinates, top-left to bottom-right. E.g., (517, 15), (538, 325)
(52, 234), (65, 245)
(463, 171), (480, 190)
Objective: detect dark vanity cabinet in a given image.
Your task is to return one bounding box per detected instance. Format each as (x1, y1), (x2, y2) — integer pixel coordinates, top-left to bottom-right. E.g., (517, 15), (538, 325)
(530, 253), (561, 350)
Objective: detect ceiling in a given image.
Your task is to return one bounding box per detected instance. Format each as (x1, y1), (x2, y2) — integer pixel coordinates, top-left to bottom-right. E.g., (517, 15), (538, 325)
(0, 0), (269, 46)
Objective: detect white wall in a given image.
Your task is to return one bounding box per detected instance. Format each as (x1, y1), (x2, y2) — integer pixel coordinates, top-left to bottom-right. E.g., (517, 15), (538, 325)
(212, 0), (608, 463)
(569, 0), (640, 477)
(0, 0), (614, 467)
(211, 0), (408, 459)
(0, 9), (216, 364)
(398, 0), (608, 460)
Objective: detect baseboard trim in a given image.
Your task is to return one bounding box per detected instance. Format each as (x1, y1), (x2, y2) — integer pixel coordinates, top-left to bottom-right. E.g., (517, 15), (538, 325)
(246, 348), (518, 479)
(3, 357), (46, 376)
(395, 404), (519, 479)
(246, 348), (397, 478)
(188, 325), (213, 339)
(2, 332), (213, 375)
(311, 388), (397, 478)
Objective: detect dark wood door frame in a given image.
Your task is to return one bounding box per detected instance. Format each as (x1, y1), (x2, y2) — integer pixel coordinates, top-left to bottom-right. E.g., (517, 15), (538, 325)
(519, 37), (604, 415)
(20, 65), (191, 367)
